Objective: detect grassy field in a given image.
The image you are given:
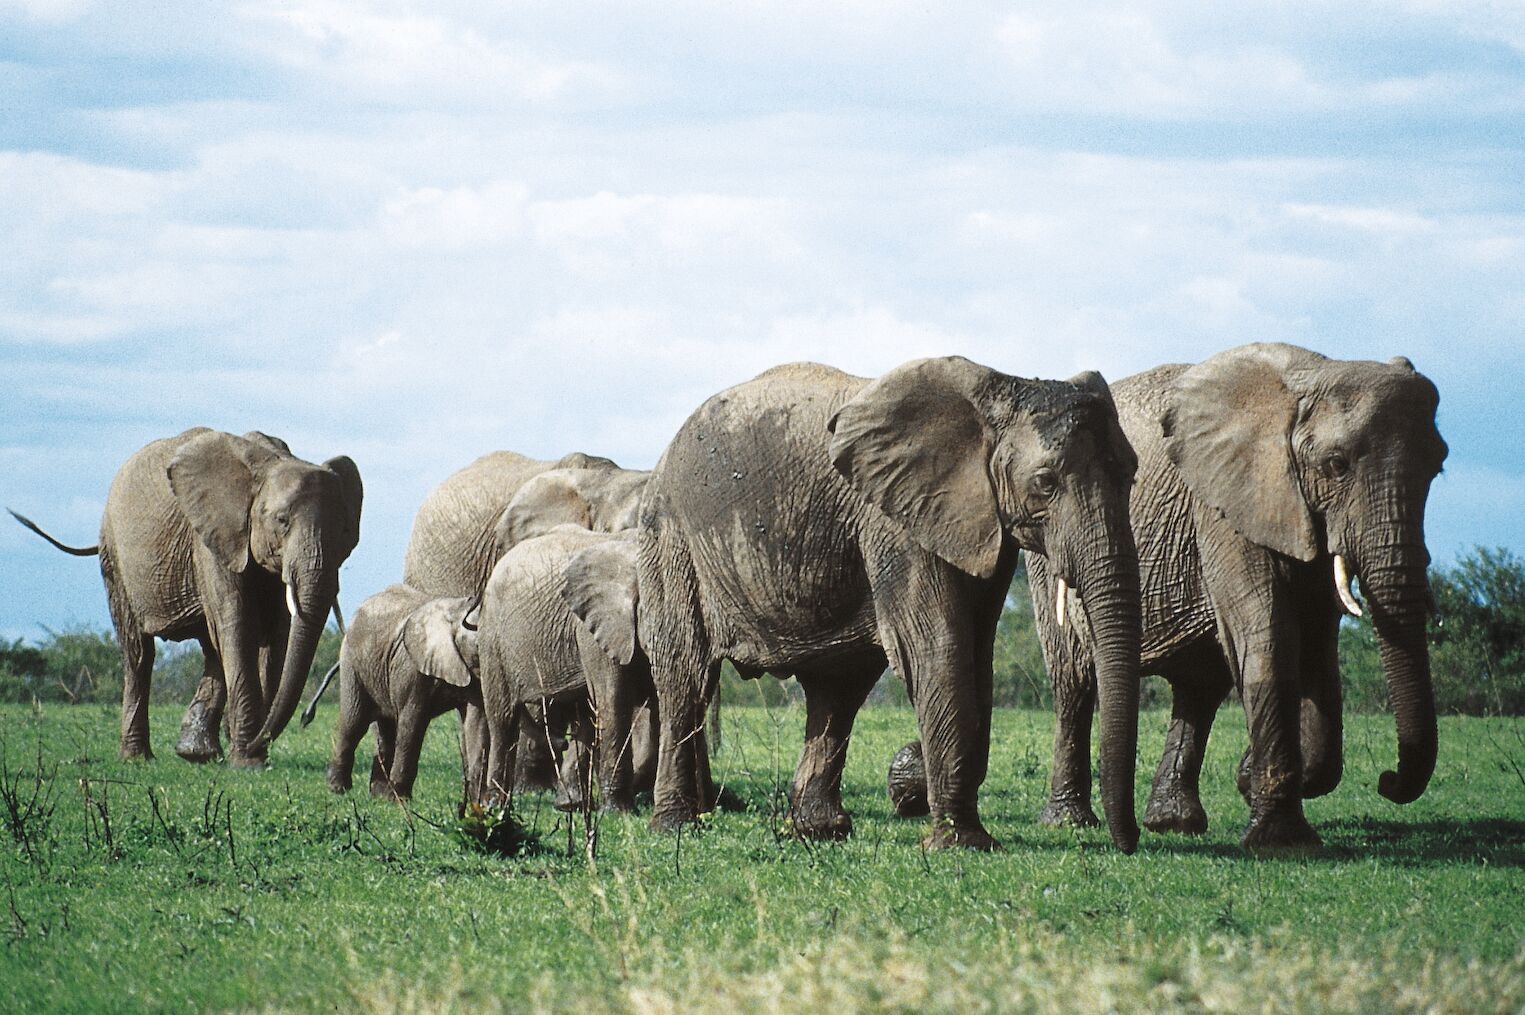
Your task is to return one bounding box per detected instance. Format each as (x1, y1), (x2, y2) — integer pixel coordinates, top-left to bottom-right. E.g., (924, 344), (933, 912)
(0, 699), (1522, 1013)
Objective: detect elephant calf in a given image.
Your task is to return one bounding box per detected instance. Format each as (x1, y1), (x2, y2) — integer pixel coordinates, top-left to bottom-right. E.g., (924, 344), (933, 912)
(476, 527), (658, 812)
(326, 584), (477, 801)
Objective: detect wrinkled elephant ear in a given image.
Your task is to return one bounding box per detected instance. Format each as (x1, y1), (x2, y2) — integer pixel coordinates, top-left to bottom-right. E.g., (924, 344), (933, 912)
(828, 356), (1002, 579)
(562, 533), (640, 666)
(323, 455), (364, 560)
(498, 470), (594, 552)
(1162, 343), (1322, 562)
(167, 432), (276, 574)
(401, 597), (476, 687)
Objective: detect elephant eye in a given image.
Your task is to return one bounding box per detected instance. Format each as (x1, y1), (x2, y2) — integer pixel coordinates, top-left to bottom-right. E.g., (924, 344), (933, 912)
(273, 510), (291, 528)
(1031, 470), (1059, 499)
(1324, 454), (1350, 479)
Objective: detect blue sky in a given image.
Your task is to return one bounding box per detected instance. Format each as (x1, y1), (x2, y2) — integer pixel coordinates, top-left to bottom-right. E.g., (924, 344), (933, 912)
(3, 1), (1523, 641)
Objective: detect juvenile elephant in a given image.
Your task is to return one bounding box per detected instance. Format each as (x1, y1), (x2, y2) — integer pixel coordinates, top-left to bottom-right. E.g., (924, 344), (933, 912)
(639, 358), (1143, 852)
(325, 584), (477, 801)
(1027, 343), (1447, 851)
(475, 527), (658, 812)
(402, 451), (649, 792)
(11, 428), (361, 766)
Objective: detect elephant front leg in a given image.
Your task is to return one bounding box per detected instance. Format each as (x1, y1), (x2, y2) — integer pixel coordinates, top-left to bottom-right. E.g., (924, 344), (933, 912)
(554, 712), (595, 813)
(1143, 670), (1228, 835)
(903, 642), (998, 852)
(368, 718), (397, 797)
(1039, 655), (1100, 829)
(1237, 643), (1320, 854)
(175, 641), (226, 763)
(789, 663), (880, 840)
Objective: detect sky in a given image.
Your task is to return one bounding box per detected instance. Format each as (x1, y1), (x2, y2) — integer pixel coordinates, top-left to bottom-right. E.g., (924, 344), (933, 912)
(2, 0), (1523, 642)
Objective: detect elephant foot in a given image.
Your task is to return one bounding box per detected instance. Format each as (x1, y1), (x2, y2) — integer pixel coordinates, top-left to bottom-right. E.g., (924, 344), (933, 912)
(370, 784), (408, 803)
(119, 744), (154, 763)
(1242, 809), (1321, 856)
(175, 731), (222, 764)
(707, 784), (747, 814)
(887, 741), (930, 818)
(790, 802), (854, 841)
(227, 750), (269, 770)
(325, 765), (352, 795)
(553, 780), (587, 813)
(649, 805), (701, 833)
(924, 819), (1000, 852)
(1037, 797), (1100, 829)
(599, 795), (637, 815)
(1143, 791), (1208, 835)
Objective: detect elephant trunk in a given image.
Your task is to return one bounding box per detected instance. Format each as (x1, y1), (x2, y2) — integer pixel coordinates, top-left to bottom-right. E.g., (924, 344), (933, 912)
(1074, 523), (1142, 854)
(253, 567), (335, 750)
(1358, 539), (1437, 804)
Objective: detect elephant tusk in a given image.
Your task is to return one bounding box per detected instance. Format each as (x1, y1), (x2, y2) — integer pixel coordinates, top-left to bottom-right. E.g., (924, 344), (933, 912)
(1055, 577), (1068, 628)
(331, 600), (347, 636)
(286, 583), (298, 619)
(1333, 554), (1363, 618)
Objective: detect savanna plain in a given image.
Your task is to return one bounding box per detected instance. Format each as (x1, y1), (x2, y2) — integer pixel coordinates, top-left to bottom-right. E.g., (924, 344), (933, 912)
(1, 697), (1522, 1014)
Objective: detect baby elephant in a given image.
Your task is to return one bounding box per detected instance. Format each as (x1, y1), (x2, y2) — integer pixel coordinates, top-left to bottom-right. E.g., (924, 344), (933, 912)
(477, 527), (656, 812)
(326, 584), (478, 801)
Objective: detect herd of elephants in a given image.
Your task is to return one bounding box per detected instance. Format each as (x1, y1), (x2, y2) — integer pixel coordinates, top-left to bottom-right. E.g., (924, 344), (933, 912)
(13, 341), (1449, 856)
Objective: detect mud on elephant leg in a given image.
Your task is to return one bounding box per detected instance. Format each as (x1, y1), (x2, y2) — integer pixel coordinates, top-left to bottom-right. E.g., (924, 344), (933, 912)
(789, 661), (881, 840)
(1144, 649), (1231, 835)
(176, 644), (226, 763)
(1238, 656), (1321, 854)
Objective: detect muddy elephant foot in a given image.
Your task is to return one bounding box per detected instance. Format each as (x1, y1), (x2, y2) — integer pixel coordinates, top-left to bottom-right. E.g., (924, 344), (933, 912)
(227, 749), (269, 770)
(1037, 797), (1100, 829)
(1142, 790), (1208, 835)
(887, 741), (930, 818)
(175, 705), (223, 763)
(924, 819), (1000, 852)
(325, 765), (352, 795)
(1241, 808), (1321, 856)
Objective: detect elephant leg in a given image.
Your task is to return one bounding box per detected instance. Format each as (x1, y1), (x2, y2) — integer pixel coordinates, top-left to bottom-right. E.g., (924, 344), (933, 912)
(1296, 572), (1344, 799)
(584, 647), (640, 813)
(199, 566), (266, 768)
(1144, 644), (1231, 835)
(554, 707), (595, 813)
(514, 706), (560, 792)
(458, 702), (490, 803)
(789, 658), (882, 841)
(643, 532), (713, 832)
(1039, 654), (1100, 829)
(258, 612), (289, 716)
(380, 705), (427, 802)
(118, 632), (156, 762)
(368, 718), (397, 797)
(326, 671), (371, 794)
(175, 639), (226, 763)
(631, 700), (658, 795)
(1208, 560), (1319, 853)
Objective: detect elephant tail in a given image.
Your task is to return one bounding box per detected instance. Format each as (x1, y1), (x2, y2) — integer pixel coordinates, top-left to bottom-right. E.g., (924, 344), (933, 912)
(300, 661), (341, 729)
(7, 508), (98, 556)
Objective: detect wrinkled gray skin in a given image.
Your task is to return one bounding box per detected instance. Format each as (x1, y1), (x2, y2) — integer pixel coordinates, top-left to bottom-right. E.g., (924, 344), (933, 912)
(17, 429), (362, 766)
(326, 585), (478, 800)
(1028, 344), (1447, 853)
(401, 451), (649, 795)
(640, 358), (1142, 851)
(475, 528), (658, 813)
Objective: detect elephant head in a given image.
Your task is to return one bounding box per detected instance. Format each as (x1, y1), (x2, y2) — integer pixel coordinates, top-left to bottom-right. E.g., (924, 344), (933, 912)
(1163, 342), (1447, 805)
(496, 468), (650, 555)
(167, 430), (363, 749)
(828, 356), (1143, 851)
(402, 595), (478, 688)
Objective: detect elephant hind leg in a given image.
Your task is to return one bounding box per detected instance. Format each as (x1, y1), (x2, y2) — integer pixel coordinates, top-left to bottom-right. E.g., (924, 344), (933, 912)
(789, 657), (883, 841)
(368, 717), (398, 798)
(118, 632), (156, 761)
(1144, 642), (1231, 835)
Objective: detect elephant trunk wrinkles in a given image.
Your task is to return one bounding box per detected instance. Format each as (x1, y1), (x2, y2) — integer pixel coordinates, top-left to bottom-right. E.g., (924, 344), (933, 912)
(254, 567), (334, 750)
(1359, 540), (1436, 804)
(1078, 531), (1142, 854)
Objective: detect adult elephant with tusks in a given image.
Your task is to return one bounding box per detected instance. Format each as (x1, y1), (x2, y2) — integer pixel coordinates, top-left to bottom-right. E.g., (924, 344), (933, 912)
(10, 429), (361, 766)
(640, 357), (1143, 852)
(1022, 343), (1447, 853)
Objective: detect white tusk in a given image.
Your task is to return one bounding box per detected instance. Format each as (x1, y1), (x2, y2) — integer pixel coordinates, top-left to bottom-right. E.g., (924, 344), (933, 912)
(1333, 554), (1363, 618)
(1055, 577), (1068, 628)
(286, 583), (298, 618)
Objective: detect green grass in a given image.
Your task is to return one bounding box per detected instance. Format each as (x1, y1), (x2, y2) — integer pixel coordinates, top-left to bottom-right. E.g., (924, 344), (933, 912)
(1, 701), (1522, 1013)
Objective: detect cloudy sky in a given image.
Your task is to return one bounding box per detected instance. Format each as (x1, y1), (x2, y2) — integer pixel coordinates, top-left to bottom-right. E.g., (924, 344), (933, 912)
(3, 1), (1523, 641)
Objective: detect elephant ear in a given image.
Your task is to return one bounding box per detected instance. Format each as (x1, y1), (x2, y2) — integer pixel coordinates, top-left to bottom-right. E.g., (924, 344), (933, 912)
(241, 431), (292, 456)
(401, 596), (476, 687)
(828, 356), (1002, 579)
(1068, 370), (1138, 477)
(1162, 343), (1320, 561)
(498, 470), (593, 551)
(323, 456), (364, 560)
(167, 432), (276, 574)
(562, 534), (640, 666)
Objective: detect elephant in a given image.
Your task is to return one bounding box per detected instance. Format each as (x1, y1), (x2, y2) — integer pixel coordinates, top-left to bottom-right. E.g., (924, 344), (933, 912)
(325, 584), (477, 801)
(474, 527), (658, 813)
(400, 450), (650, 794)
(1020, 343), (1448, 852)
(10, 428), (362, 766)
(637, 357), (1143, 852)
